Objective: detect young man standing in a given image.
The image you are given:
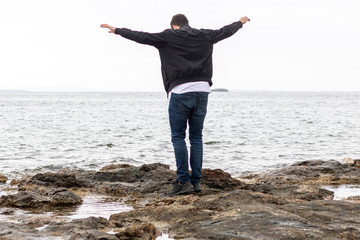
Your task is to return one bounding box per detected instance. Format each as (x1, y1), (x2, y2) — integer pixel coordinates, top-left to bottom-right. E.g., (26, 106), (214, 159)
(101, 14), (250, 196)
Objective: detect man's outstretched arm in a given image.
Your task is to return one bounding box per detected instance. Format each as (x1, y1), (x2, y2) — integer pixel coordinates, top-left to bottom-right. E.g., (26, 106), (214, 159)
(100, 23), (167, 47)
(208, 16), (251, 43)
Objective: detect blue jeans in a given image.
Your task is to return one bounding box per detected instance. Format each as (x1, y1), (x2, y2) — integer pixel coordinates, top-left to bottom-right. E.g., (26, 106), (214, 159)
(168, 92), (209, 184)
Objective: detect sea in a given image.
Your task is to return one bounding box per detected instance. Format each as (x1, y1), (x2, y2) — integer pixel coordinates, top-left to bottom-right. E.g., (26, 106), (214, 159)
(1, 91), (360, 180)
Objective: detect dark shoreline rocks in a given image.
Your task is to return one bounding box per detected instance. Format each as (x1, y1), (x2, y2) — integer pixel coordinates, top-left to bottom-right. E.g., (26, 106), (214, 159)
(0, 160), (360, 239)
(0, 187), (82, 210)
(0, 174), (7, 184)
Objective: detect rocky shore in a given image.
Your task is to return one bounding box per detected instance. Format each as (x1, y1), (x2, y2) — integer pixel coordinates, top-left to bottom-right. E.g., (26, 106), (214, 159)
(1, 159), (360, 239)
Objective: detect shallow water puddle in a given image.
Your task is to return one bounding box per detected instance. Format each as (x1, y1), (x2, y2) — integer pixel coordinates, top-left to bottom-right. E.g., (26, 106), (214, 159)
(1, 193), (175, 239)
(322, 185), (360, 200)
(0, 191), (8, 197)
(156, 233), (174, 240)
(66, 195), (133, 220)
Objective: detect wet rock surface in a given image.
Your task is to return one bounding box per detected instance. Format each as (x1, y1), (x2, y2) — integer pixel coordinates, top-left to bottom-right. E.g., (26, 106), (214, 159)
(0, 174), (7, 184)
(0, 187), (82, 210)
(248, 160), (360, 185)
(0, 160), (360, 239)
(115, 222), (158, 240)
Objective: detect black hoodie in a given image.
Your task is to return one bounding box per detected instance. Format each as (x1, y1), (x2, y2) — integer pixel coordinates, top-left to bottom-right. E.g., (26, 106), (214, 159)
(115, 21), (242, 94)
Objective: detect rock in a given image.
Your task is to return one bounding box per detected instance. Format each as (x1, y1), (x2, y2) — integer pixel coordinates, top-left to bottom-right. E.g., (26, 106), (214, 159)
(0, 188), (82, 209)
(113, 191), (360, 239)
(201, 168), (244, 191)
(343, 157), (355, 165)
(280, 200), (360, 236)
(247, 183), (334, 201)
(93, 163), (174, 184)
(9, 175), (31, 186)
(42, 217), (115, 240)
(65, 232), (119, 240)
(0, 174), (7, 183)
(71, 216), (110, 229)
(100, 164), (133, 171)
(115, 222), (158, 240)
(0, 191), (47, 209)
(93, 182), (136, 196)
(139, 163), (170, 172)
(109, 188), (360, 239)
(93, 169), (141, 183)
(44, 216), (110, 233)
(28, 173), (90, 188)
(2, 160), (360, 239)
(346, 195), (360, 202)
(248, 160), (360, 185)
(0, 222), (49, 240)
(22, 163), (175, 196)
(48, 188), (83, 206)
(342, 158), (360, 167)
(355, 159), (360, 167)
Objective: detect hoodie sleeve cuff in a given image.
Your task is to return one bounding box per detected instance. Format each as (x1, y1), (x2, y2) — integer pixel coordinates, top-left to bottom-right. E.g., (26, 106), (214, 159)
(115, 28), (122, 35)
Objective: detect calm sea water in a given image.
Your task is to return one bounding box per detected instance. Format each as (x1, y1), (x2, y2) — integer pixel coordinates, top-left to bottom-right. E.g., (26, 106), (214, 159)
(1, 91), (359, 179)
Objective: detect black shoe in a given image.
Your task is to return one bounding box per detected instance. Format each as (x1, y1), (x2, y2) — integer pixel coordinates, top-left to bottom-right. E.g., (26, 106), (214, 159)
(193, 183), (202, 192)
(167, 181), (194, 197)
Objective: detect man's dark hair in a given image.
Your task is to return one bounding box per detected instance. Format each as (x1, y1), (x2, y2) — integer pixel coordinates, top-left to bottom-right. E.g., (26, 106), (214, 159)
(170, 14), (189, 27)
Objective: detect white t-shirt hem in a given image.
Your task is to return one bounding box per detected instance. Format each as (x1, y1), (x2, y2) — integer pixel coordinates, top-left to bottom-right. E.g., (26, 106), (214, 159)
(171, 81), (211, 94)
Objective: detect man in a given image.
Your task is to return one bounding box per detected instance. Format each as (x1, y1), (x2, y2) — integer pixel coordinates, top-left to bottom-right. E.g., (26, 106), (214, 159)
(101, 14), (250, 196)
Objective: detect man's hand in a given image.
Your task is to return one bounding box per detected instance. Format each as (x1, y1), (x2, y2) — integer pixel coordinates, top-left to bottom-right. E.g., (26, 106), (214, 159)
(100, 24), (116, 33)
(239, 16), (251, 24)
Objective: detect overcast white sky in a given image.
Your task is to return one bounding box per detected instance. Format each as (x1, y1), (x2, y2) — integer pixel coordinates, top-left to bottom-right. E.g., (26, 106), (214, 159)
(1, 0), (359, 92)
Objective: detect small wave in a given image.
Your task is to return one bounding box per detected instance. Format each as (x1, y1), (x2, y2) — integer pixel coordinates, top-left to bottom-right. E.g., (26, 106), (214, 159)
(95, 143), (115, 148)
(110, 157), (142, 165)
(85, 163), (101, 169)
(36, 164), (65, 171)
(204, 141), (221, 145)
(64, 149), (76, 152)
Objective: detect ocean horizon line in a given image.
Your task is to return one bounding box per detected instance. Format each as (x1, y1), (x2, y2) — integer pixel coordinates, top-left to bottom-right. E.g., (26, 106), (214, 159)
(1, 89), (360, 94)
